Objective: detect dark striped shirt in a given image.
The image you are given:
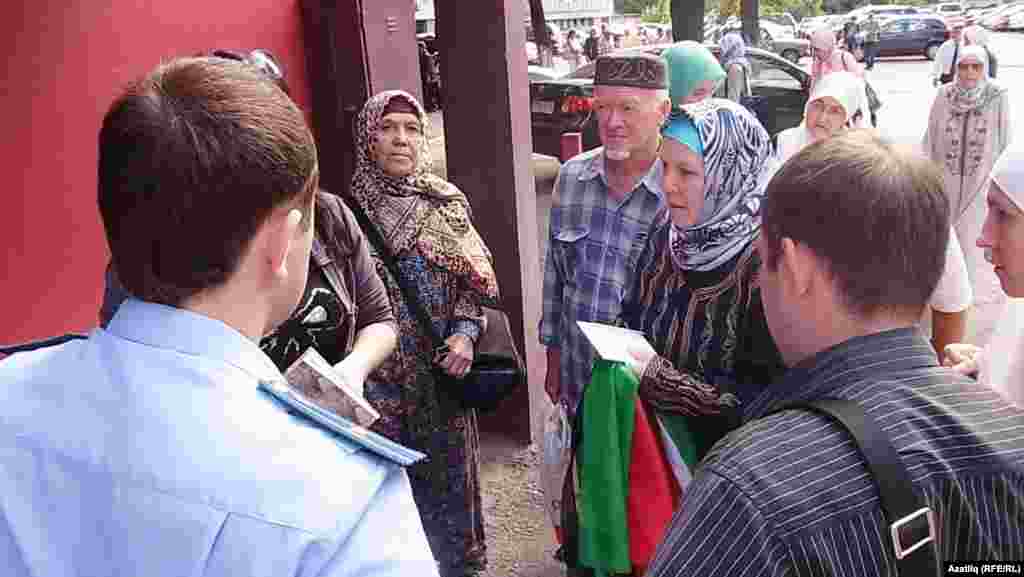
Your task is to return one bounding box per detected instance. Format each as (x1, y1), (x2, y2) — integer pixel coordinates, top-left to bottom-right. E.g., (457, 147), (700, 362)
(646, 328), (1024, 576)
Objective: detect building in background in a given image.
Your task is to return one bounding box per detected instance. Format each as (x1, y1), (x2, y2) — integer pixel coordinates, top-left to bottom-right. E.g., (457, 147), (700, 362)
(416, 0), (615, 35)
(416, 0), (436, 34)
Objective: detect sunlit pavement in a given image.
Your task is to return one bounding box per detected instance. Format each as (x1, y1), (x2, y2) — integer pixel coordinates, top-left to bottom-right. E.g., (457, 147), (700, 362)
(860, 31), (1024, 149)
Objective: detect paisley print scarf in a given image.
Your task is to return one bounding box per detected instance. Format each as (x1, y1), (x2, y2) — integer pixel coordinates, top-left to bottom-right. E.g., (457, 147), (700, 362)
(669, 98), (777, 271)
(349, 90), (499, 301)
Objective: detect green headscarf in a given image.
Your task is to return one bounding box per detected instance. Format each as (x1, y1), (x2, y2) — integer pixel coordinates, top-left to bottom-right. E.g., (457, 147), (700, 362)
(661, 41), (726, 108)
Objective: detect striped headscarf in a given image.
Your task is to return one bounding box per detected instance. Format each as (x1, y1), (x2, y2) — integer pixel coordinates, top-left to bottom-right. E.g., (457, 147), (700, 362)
(669, 99), (777, 271)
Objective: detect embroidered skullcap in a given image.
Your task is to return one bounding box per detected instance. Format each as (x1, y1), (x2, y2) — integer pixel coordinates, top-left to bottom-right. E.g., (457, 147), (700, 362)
(594, 53), (668, 89)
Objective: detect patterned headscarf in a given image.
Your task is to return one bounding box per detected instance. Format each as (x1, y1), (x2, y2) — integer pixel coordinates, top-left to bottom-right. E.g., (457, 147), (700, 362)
(350, 90), (499, 301)
(719, 32), (750, 75)
(950, 45), (994, 114)
(669, 99), (777, 271)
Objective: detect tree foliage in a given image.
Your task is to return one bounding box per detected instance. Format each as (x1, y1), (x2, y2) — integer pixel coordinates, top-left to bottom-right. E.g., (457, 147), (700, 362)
(719, 0), (822, 19)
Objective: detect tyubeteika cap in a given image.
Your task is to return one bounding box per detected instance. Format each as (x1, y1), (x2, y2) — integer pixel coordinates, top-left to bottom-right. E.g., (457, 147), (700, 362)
(594, 53), (668, 89)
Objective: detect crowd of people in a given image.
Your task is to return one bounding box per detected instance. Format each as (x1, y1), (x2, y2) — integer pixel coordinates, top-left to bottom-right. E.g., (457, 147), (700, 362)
(543, 27), (1024, 577)
(1, 23), (1023, 577)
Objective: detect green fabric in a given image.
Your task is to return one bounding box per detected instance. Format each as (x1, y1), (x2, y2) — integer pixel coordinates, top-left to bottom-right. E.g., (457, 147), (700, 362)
(662, 41), (726, 108)
(654, 412), (700, 470)
(578, 360), (638, 575)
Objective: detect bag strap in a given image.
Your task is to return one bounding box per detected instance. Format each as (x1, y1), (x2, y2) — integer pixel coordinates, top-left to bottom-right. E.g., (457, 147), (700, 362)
(770, 399), (940, 576)
(342, 197), (446, 350)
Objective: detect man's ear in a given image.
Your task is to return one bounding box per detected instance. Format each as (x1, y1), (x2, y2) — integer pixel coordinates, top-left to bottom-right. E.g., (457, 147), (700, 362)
(266, 208), (304, 281)
(779, 237), (816, 299)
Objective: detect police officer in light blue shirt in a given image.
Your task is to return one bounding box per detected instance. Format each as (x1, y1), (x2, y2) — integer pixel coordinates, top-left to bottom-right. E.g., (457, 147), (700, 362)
(0, 56), (439, 576)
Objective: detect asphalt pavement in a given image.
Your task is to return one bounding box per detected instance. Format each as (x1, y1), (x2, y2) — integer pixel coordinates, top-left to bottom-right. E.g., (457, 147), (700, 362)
(859, 31), (1024, 148)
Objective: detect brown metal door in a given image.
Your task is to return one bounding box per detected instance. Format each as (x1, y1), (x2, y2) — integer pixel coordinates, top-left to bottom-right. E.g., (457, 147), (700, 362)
(301, 0), (420, 196)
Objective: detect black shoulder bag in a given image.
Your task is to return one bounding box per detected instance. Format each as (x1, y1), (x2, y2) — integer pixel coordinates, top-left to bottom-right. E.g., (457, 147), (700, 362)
(344, 196), (525, 413)
(769, 399), (941, 576)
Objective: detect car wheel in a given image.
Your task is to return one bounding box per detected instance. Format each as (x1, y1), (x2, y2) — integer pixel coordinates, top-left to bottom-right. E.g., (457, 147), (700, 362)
(781, 48), (800, 63)
(925, 43), (940, 60)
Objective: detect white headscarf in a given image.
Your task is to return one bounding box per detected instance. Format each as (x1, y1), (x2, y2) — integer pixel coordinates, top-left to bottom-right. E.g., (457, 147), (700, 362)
(804, 71), (864, 125)
(979, 141), (1024, 405)
(991, 139), (1024, 212)
(776, 72), (865, 164)
(963, 25), (990, 47)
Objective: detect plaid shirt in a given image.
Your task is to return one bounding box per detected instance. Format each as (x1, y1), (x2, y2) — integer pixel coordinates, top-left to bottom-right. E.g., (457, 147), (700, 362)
(540, 148), (664, 412)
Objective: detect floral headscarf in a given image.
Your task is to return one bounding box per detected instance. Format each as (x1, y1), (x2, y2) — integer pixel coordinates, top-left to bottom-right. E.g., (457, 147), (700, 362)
(669, 99), (777, 271)
(350, 90), (499, 301)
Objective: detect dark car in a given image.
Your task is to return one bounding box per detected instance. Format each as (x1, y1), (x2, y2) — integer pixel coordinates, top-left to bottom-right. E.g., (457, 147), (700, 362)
(873, 16), (949, 60)
(530, 43), (810, 158)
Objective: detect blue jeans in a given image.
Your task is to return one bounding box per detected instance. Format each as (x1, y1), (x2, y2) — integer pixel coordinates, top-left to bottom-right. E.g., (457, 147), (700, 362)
(863, 42), (879, 69)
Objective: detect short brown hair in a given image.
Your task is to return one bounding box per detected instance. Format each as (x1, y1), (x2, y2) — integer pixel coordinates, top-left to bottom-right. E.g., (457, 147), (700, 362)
(761, 130), (948, 317)
(98, 57), (318, 306)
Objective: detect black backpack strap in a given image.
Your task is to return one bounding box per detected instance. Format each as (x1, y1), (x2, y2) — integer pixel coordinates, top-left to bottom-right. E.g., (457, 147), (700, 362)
(770, 399), (940, 576)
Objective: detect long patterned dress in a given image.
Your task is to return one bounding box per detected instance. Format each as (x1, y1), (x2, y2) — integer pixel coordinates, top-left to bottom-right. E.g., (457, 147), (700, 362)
(351, 89), (500, 577)
(364, 246), (488, 576)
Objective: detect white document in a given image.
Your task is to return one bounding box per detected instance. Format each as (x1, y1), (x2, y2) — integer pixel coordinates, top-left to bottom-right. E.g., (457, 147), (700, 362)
(576, 321), (657, 364)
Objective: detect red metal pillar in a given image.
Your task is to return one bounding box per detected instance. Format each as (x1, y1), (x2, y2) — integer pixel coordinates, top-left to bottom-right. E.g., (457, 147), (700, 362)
(435, 0), (543, 444)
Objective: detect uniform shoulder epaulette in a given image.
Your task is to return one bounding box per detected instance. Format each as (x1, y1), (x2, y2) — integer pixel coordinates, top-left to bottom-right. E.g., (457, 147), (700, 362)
(258, 379), (426, 467)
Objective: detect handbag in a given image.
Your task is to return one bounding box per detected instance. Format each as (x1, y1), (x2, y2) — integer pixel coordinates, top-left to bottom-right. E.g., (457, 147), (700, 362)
(841, 50), (882, 114)
(864, 80), (883, 114)
(737, 65), (767, 123)
(769, 398), (940, 576)
(343, 196), (525, 413)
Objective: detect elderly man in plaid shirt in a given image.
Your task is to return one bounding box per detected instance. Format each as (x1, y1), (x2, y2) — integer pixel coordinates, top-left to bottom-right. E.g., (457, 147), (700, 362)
(540, 53), (670, 414)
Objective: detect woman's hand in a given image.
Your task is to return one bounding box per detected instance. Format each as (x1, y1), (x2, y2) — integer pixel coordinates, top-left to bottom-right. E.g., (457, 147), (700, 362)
(943, 343), (982, 378)
(436, 334), (475, 378)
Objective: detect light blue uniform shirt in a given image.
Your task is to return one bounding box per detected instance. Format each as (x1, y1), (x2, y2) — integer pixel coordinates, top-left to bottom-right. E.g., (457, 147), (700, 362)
(0, 299), (439, 577)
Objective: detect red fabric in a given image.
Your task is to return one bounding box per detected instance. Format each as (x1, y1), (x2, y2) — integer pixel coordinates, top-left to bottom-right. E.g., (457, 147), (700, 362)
(627, 399), (679, 569)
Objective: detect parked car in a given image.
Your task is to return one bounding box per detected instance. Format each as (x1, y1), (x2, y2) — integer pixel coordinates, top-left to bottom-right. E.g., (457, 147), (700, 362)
(870, 15), (949, 60)
(1008, 6), (1024, 30)
(980, 1), (1024, 28)
(527, 65), (559, 82)
(708, 19), (811, 62)
(849, 4), (923, 23)
(529, 44), (810, 157)
(988, 2), (1024, 29)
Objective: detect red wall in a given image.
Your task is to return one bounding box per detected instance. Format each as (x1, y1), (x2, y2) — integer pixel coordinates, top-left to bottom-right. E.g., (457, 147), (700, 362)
(1, 0), (311, 344)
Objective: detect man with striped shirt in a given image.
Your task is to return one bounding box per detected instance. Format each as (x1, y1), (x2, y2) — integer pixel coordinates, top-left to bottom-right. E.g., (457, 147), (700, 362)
(646, 130), (1024, 576)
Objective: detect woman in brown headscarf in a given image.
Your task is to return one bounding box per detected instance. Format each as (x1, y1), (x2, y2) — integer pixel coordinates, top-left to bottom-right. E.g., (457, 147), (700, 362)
(350, 90), (499, 577)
